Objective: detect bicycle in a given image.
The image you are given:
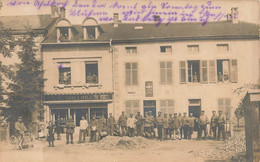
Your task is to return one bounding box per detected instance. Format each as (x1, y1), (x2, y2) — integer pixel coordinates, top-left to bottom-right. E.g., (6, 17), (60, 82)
(10, 131), (33, 150)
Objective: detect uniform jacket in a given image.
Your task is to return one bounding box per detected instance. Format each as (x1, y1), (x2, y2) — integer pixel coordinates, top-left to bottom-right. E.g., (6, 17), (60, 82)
(118, 115), (127, 127)
(156, 115), (164, 126)
(66, 119), (75, 134)
(163, 117), (169, 128)
(198, 115), (209, 126)
(135, 115), (143, 126)
(217, 114), (226, 126)
(168, 117), (174, 129)
(144, 116), (151, 127)
(107, 116), (116, 127)
(149, 115), (155, 127)
(210, 115), (218, 127)
(182, 116), (190, 126)
(173, 116), (180, 129)
(15, 122), (26, 133)
(188, 117), (196, 128)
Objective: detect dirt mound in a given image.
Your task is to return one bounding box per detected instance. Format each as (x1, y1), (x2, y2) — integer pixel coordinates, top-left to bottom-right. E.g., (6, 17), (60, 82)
(95, 136), (151, 150)
(195, 131), (246, 161)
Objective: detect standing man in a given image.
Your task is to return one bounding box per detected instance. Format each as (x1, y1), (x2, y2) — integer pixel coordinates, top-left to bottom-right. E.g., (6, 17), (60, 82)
(148, 111), (156, 138)
(168, 114), (174, 140)
(188, 113), (197, 140)
(144, 112), (151, 138)
(217, 110), (226, 141)
(210, 111), (218, 140)
(172, 113), (180, 140)
(156, 111), (164, 141)
(78, 116), (88, 143)
(127, 114), (137, 137)
(89, 115), (98, 142)
(107, 113), (116, 136)
(118, 111), (127, 136)
(178, 113), (184, 139)
(182, 112), (190, 140)
(197, 110), (209, 140)
(65, 116), (75, 144)
(163, 113), (169, 140)
(135, 112), (143, 136)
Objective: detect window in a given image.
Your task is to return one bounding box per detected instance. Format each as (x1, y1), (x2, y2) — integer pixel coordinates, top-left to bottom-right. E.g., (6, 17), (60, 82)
(160, 61), (172, 84)
(125, 100), (139, 116)
(180, 61), (186, 83)
(160, 100), (174, 114)
(160, 46), (172, 53)
(188, 60), (200, 82)
(59, 27), (70, 42)
(85, 62), (98, 84)
(125, 47), (137, 54)
(58, 62), (71, 85)
(126, 62), (138, 85)
(187, 45), (199, 52)
(217, 44), (229, 52)
(217, 59), (237, 83)
(86, 26), (96, 39)
(218, 98), (231, 119)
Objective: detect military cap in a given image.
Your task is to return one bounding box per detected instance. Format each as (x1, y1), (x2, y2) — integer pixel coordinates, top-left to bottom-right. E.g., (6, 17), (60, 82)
(212, 110), (216, 112)
(201, 110), (205, 112)
(18, 116), (22, 119)
(174, 113), (177, 115)
(218, 110), (222, 112)
(183, 112), (187, 114)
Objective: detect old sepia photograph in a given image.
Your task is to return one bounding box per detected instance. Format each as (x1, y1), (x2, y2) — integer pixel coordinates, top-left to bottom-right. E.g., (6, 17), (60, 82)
(0, 0), (259, 161)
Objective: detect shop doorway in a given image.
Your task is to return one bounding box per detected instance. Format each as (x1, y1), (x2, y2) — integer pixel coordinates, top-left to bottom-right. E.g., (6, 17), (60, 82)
(70, 109), (88, 126)
(143, 100), (156, 118)
(90, 108), (107, 119)
(52, 109), (68, 126)
(188, 99), (201, 131)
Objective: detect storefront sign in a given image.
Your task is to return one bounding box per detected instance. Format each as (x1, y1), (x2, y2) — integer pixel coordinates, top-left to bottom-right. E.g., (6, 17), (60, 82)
(45, 93), (113, 101)
(145, 81), (153, 97)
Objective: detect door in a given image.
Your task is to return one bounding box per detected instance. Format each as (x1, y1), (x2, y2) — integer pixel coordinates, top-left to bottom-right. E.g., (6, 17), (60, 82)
(143, 100), (156, 118)
(188, 99), (201, 131)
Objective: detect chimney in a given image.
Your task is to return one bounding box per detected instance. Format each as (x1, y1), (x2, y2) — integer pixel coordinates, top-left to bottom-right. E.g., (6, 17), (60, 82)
(51, 5), (59, 18)
(226, 14), (232, 21)
(60, 7), (66, 19)
(231, 7), (238, 23)
(113, 13), (119, 28)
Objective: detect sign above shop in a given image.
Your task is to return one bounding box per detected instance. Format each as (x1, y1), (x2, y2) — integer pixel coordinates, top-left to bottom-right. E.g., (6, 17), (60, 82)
(45, 93), (113, 101)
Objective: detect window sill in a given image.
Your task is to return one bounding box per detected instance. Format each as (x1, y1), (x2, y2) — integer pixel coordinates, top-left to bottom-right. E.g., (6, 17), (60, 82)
(54, 84), (102, 90)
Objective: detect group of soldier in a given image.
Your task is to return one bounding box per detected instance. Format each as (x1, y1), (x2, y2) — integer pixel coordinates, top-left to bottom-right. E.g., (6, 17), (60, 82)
(52, 109), (227, 145)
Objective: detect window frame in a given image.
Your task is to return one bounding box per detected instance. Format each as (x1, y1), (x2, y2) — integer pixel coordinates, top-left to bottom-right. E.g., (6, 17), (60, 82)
(85, 61), (99, 84)
(160, 61), (173, 85)
(125, 47), (137, 54)
(125, 100), (140, 116)
(160, 99), (174, 114)
(125, 62), (138, 86)
(58, 62), (71, 85)
(160, 46), (172, 54)
(187, 45), (199, 53)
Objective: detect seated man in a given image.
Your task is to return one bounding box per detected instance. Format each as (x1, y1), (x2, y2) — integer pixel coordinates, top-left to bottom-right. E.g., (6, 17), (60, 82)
(15, 116), (27, 140)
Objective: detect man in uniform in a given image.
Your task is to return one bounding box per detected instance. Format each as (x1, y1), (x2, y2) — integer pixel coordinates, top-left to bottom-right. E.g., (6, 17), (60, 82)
(168, 114), (174, 140)
(89, 115), (98, 142)
(178, 113), (184, 139)
(197, 110), (209, 140)
(66, 116), (75, 144)
(127, 113), (137, 137)
(217, 110), (226, 141)
(148, 111), (156, 138)
(135, 112), (143, 136)
(144, 112), (151, 138)
(78, 116), (88, 143)
(172, 113), (180, 140)
(188, 113), (197, 140)
(182, 112), (190, 139)
(118, 111), (127, 136)
(15, 116), (27, 140)
(163, 113), (169, 140)
(107, 113), (116, 136)
(156, 111), (164, 141)
(210, 111), (218, 140)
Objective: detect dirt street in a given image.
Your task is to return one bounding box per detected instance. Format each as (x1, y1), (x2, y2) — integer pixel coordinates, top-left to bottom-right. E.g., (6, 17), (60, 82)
(0, 132), (226, 162)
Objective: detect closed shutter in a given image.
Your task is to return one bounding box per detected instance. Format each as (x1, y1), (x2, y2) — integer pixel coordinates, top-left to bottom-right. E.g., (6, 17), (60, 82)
(180, 61), (186, 83)
(132, 63), (138, 85)
(125, 63), (131, 85)
(209, 60), (217, 83)
(167, 62), (172, 84)
(230, 59), (238, 83)
(160, 62), (166, 84)
(201, 60), (208, 83)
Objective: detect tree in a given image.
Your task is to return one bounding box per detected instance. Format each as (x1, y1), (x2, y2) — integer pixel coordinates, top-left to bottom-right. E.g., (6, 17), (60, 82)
(234, 99), (244, 128)
(3, 29), (45, 123)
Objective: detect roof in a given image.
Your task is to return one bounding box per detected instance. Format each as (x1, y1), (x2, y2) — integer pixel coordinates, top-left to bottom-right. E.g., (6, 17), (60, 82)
(42, 20), (259, 44)
(0, 14), (57, 34)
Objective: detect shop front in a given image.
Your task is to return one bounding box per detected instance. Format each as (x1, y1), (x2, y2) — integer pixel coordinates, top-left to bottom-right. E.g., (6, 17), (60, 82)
(44, 93), (113, 127)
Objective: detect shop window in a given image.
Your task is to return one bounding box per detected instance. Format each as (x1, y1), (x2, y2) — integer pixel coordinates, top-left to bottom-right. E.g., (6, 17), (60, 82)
(160, 100), (174, 114)
(125, 47), (137, 54)
(187, 45), (199, 53)
(125, 100), (139, 117)
(58, 62), (71, 85)
(217, 59), (237, 83)
(59, 27), (70, 42)
(126, 62), (138, 85)
(217, 44), (229, 52)
(160, 61), (172, 84)
(188, 60), (200, 83)
(85, 62), (98, 84)
(160, 46), (172, 53)
(218, 98), (231, 119)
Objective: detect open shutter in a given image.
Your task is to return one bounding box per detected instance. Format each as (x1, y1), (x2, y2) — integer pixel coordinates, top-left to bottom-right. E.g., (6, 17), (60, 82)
(201, 60), (208, 83)
(209, 60), (217, 83)
(179, 61), (186, 83)
(230, 59), (238, 83)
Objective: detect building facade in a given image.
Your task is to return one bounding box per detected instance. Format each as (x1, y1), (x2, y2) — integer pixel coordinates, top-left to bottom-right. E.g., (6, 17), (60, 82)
(42, 10), (260, 126)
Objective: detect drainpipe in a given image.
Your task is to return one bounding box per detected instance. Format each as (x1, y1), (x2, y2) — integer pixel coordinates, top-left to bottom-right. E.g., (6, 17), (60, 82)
(110, 39), (116, 117)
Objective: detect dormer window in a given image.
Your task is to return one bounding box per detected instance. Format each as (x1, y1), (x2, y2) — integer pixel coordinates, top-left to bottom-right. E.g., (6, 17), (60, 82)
(82, 18), (100, 40)
(56, 19), (72, 42)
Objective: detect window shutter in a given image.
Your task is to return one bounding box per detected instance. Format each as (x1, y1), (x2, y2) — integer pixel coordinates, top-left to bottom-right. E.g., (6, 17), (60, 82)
(230, 59), (238, 83)
(167, 62), (172, 84)
(209, 60), (217, 83)
(225, 98), (231, 119)
(180, 61), (186, 83)
(132, 63), (138, 85)
(201, 60), (208, 83)
(125, 63), (131, 85)
(218, 98), (224, 111)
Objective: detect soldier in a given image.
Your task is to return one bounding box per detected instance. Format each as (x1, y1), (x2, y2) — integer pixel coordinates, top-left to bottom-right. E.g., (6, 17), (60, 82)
(15, 116), (27, 143)
(178, 113), (184, 139)
(168, 114), (174, 140)
(210, 111), (218, 140)
(182, 112), (190, 139)
(78, 116), (88, 143)
(144, 112), (151, 138)
(107, 113), (116, 136)
(172, 113), (180, 140)
(217, 110), (226, 141)
(188, 113), (197, 140)
(118, 111), (127, 136)
(135, 112), (143, 136)
(89, 115), (98, 142)
(163, 113), (169, 140)
(197, 110), (209, 140)
(148, 111), (156, 138)
(156, 111), (164, 141)
(127, 114), (137, 137)
(65, 116), (75, 144)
